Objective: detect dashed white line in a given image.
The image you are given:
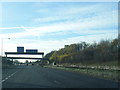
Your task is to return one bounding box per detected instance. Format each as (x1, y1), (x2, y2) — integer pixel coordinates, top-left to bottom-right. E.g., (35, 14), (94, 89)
(2, 80), (5, 83)
(10, 74), (13, 77)
(54, 80), (61, 84)
(5, 78), (8, 80)
(1, 71), (18, 83)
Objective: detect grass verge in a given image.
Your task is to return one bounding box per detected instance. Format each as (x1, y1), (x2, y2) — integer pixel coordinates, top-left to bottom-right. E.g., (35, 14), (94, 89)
(44, 65), (120, 82)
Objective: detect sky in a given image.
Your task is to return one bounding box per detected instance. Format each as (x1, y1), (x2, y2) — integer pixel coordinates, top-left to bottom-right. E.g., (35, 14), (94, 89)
(0, 2), (118, 62)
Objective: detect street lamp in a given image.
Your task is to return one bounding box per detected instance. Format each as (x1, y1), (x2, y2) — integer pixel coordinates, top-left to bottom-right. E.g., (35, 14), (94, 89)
(1, 38), (11, 56)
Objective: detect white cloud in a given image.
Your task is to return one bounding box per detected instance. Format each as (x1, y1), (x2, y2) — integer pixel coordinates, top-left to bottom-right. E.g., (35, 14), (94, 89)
(1, 2), (117, 39)
(24, 9), (117, 36)
(0, 27), (22, 30)
(33, 4), (97, 23)
(0, 3), (2, 30)
(34, 3), (117, 24)
(0, 9), (117, 40)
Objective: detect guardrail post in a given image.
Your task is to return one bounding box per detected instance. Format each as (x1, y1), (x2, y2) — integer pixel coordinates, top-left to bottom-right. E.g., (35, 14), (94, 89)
(12, 59), (14, 65)
(42, 54), (44, 58)
(5, 53), (7, 64)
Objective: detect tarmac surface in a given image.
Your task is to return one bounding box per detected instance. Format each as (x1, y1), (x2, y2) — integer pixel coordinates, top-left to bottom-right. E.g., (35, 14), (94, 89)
(2, 65), (119, 88)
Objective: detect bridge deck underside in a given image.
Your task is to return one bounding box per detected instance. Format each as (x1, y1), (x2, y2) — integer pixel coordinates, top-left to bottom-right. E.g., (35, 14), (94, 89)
(3, 57), (42, 59)
(5, 52), (44, 55)
(4, 52), (44, 60)
(7, 57), (42, 59)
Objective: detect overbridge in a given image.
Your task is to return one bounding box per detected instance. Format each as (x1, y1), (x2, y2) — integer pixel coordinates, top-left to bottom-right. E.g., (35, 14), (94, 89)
(5, 52), (44, 60)
(5, 52), (44, 55)
(5, 57), (42, 60)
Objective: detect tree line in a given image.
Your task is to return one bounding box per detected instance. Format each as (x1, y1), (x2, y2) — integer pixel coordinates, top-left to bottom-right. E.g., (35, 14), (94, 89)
(45, 36), (119, 64)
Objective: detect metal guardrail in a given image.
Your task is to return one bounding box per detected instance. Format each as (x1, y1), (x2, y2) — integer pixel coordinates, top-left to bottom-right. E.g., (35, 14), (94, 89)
(56, 65), (120, 71)
(55, 64), (120, 81)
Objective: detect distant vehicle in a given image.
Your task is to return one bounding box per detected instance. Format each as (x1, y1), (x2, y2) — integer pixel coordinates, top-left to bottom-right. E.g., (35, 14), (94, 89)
(53, 62), (56, 65)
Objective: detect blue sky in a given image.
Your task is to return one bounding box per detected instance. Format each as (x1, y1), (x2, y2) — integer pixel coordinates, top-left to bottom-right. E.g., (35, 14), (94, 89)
(0, 2), (118, 62)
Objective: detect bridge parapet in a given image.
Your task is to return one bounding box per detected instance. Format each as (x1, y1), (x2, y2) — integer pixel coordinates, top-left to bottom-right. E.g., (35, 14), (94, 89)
(5, 52), (44, 60)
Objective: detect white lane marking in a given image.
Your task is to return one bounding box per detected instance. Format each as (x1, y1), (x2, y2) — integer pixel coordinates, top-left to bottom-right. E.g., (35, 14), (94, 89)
(8, 76), (11, 78)
(10, 74), (13, 76)
(2, 80), (5, 83)
(1, 71), (18, 83)
(5, 77), (8, 80)
(54, 80), (61, 84)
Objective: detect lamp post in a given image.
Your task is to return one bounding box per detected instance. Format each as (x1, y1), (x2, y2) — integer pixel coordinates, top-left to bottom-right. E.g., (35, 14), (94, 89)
(1, 38), (11, 56)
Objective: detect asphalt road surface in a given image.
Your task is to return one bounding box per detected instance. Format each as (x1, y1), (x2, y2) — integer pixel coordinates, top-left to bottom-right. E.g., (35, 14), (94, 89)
(2, 65), (119, 88)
